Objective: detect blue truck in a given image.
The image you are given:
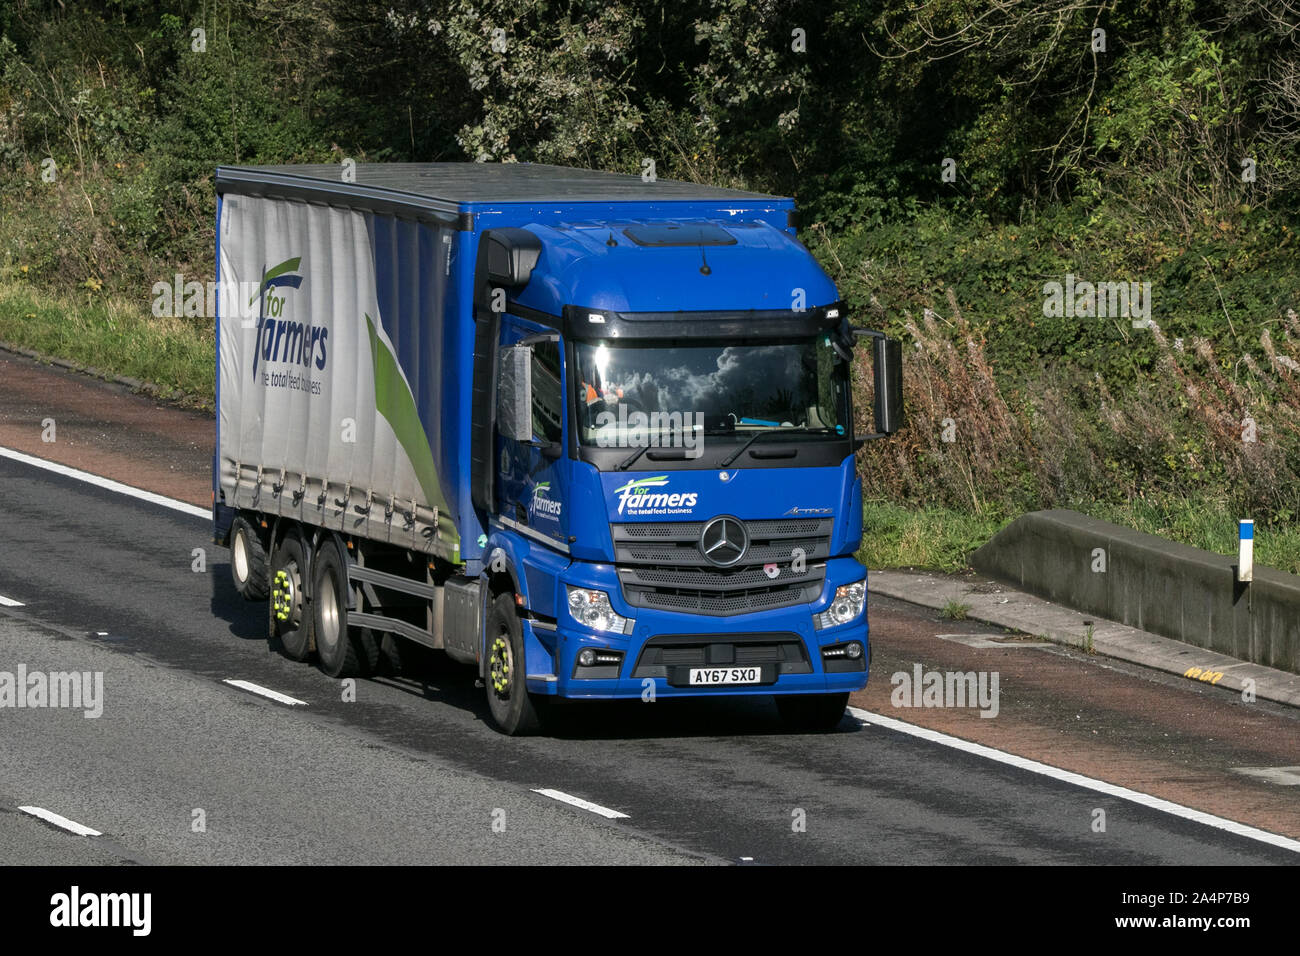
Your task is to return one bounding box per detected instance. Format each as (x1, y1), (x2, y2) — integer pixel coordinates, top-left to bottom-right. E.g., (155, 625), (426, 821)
(212, 162), (902, 734)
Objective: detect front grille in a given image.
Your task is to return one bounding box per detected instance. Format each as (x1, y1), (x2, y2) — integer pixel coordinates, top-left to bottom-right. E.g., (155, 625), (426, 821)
(613, 517), (831, 616)
(632, 632), (812, 679)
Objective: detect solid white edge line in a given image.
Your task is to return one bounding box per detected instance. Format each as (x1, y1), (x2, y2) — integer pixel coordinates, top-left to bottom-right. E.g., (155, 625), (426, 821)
(18, 806), (102, 837)
(847, 706), (1300, 854)
(0, 446), (208, 519)
(0, 595), (24, 607)
(223, 679), (308, 707)
(532, 788), (630, 820)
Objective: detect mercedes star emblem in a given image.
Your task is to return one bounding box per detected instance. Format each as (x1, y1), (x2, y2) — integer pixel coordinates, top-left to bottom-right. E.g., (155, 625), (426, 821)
(699, 515), (749, 567)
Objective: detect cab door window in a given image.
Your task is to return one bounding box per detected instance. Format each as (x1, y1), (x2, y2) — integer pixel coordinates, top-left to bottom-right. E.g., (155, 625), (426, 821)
(530, 339), (563, 445)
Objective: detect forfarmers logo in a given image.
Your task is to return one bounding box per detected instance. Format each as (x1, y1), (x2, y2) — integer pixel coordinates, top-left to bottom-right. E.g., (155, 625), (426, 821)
(250, 257), (329, 383)
(613, 476), (699, 515)
(531, 481), (562, 517)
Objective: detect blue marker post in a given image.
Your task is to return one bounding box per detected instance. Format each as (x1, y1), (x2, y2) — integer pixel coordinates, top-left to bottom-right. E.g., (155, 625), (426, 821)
(1238, 519), (1254, 583)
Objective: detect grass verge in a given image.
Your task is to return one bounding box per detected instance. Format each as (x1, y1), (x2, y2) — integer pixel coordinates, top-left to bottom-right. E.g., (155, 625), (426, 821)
(0, 280), (214, 408)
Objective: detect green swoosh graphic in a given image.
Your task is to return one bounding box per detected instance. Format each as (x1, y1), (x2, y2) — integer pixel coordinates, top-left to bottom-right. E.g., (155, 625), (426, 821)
(248, 257), (303, 306)
(365, 313), (459, 555)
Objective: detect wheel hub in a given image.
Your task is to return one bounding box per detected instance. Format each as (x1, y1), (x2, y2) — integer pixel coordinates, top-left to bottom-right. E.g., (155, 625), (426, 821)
(272, 565), (299, 624)
(318, 574), (339, 652)
(233, 532), (249, 581)
(489, 636), (512, 698)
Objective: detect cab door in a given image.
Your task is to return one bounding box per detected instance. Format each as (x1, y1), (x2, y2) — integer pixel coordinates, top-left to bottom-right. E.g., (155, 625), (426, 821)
(495, 322), (568, 550)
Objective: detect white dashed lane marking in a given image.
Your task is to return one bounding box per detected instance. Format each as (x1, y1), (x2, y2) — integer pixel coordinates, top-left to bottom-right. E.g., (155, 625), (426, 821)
(223, 679), (308, 707)
(19, 806), (102, 837)
(532, 789), (630, 820)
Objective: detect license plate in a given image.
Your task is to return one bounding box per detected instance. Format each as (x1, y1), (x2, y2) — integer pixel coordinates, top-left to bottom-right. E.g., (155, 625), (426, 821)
(688, 667), (762, 686)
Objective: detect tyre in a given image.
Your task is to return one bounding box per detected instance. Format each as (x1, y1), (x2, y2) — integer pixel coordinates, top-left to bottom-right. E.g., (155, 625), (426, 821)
(311, 539), (377, 678)
(230, 516), (269, 600)
(379, 633), (407, 675)
(775, 692), (850, 732)
(379, 633), (438, 677)
(270, 529), (313, 661)
(484, 592), (543, 736)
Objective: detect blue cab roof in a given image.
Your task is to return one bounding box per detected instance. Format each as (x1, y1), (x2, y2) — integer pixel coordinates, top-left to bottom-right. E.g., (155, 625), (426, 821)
(516, 220), (838, 315)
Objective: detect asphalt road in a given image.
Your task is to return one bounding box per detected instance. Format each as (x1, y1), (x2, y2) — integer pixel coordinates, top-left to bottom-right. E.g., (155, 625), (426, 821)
(1, 452), (1295, 865)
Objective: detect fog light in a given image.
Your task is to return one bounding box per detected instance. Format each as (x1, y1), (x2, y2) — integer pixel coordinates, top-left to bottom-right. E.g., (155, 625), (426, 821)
(821, 641), (867, 670)
(572, 647), (624, 679)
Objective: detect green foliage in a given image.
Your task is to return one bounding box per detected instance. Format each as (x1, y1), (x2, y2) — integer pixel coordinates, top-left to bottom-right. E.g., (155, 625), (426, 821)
(2, 0), (1299, 569)
(0, 279), (214, 406)
(155, 23), (325, 182)
(940, 599), (971, 621)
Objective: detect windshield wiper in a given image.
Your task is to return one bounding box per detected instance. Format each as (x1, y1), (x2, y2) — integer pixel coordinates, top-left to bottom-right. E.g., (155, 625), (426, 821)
(719, 427), (835, 468)
(617, 443), (690, 471)
(617, 427), (836, 470)
(616, 443), (649, 471)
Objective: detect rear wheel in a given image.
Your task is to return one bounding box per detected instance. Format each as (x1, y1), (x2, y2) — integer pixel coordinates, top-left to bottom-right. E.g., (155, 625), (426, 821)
(380, 633), (440, 677)
(485, 592), (543, 736)
(312, 539), (377, 678)
(230, 516), (269, 600)
(270, 529), (312, 661)
(775, 692), (850, 732)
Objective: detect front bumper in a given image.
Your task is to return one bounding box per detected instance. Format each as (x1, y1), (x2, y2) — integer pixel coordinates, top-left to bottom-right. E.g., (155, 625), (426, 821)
(526, 558), (870, 699)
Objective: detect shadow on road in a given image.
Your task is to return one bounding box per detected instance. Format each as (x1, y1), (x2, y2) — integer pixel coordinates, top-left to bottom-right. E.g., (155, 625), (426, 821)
(208, 561), (269, 644)
(374, 651), (862, 740)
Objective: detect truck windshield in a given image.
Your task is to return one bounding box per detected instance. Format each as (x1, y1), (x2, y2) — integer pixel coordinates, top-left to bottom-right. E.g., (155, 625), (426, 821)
(573, 336), (848, 448)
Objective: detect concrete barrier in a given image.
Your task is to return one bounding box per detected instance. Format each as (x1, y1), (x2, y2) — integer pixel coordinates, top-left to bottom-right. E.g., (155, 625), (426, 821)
(971, 509), (1300, 675)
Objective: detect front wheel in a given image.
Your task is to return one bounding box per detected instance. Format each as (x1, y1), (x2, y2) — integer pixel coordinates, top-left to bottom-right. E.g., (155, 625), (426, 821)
(775, 692), (850, 732)
(484, 592), (543, 736)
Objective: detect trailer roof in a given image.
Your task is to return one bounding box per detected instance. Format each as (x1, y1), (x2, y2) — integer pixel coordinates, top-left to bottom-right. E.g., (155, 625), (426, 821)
(216, 163), (784, 226)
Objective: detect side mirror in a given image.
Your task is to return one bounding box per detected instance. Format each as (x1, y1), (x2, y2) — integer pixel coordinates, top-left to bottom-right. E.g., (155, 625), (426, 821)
(497, 345), (532, 442)
(872, 335), (903, 435)
(484, 228), (542, 288)
(851, 329), (904, 443)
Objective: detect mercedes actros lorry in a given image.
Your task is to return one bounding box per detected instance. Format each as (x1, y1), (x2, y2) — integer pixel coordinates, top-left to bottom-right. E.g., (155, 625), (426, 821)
(213, 162), (902, 734)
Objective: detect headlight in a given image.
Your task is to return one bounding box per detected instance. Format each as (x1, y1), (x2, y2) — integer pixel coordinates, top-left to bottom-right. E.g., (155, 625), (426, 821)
(817, 580), (866, 628)
(566, 586), (630, 634)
